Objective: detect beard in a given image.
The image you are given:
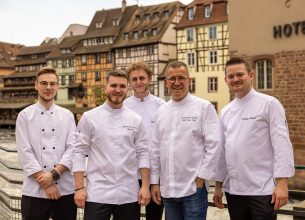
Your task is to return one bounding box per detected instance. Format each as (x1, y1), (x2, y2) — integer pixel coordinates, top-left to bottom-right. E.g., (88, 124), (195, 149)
(107, 93), (127, 105)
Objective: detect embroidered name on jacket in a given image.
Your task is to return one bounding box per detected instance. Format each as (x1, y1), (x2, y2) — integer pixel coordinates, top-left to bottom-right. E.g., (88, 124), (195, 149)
(241, 116), (257, 120)
(122, 125), (137, 130)
(181, 116), (198, 122)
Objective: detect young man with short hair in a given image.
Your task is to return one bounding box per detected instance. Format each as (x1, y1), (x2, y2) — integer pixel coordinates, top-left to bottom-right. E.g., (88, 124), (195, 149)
(213, 57), (295, 220)
(73, 69), (151, 220)
(124, 61), (165, 220)
(16, 67), (77, 220)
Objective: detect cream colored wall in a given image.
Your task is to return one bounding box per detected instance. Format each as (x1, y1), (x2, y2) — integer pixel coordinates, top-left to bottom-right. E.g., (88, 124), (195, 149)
(229, 0), (305, 55)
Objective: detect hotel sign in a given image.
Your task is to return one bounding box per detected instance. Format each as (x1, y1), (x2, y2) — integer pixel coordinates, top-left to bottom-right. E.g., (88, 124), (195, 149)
(273, 20), (305, 38)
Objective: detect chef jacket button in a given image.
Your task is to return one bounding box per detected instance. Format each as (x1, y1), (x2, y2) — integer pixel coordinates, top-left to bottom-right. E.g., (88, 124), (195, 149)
(41, 112), (44, 115)
(42, 129), (45, 132)
(54, 165), (56, 167)
(53, 147), (55, 150)
(55, 182), (58, 185)
(52, 129), (55, 131)
(43, 147), (45, 150)
(51, 112), (53, 114)
(44, 165), (46, 168)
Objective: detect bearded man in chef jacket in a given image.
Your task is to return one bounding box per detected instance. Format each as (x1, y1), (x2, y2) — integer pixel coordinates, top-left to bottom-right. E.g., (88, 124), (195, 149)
(213, 57), (295, 220)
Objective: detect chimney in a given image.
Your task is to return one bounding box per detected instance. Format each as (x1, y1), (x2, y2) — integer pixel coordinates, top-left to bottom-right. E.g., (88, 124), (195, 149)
(122, 0), (126, 13)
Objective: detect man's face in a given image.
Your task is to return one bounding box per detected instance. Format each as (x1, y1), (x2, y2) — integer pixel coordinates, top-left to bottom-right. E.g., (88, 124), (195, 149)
(129, 69), (150, 95)
(166, 66), (190, 102)
(225, 63), (254, 98)
(35, 73), (59, 102)
(105, 76), (128, 107)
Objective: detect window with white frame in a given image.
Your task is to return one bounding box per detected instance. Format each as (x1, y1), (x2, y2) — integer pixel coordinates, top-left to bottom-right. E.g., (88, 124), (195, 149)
(209, 26), (217, 39)
(209, 51), (217, 64)
(133, 32), (139, 39)
(95, 71), (101, 81)
(186, 28), (194, 42)
(188, 7), (194, 20)
(61, 75), (66, 85)
(143, 30), (148, 37)
(208, 77), (218, 92)
(124, 33), (128, 40)
(81, 55), (86, 65)
(152, 28), (157, 36)
(204, 5), (211, 18)
(81, 72), (87, 81)
(256, 59), (273, 90)
(189, 78), (196, 93)
(187, 52), (196, 66)
(106, 52), (112, 63)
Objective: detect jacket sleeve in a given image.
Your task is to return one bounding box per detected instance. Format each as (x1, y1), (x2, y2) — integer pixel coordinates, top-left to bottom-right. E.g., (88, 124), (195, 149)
(16, 112), (42, 177)
(135, 120), (150, 169)
(72, 113), (91, 172)
(58, 112), (76, 171)
(197, 103), (221, 181)
(269, 99), (295, 178)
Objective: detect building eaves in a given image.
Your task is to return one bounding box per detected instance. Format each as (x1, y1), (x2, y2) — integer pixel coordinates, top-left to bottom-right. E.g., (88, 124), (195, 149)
(73, 44), (112, 55)
(3, 71), (36, 78)
(15, 57), (47, 66)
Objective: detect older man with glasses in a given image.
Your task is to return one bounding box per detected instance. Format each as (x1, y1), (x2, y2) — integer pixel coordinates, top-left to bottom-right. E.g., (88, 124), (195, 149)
(150, 61), (220, 220)
(16, 67), (77, 220)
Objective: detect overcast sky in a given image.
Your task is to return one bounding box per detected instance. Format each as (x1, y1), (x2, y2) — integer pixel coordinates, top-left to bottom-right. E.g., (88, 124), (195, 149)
(0, 0), (192, 46)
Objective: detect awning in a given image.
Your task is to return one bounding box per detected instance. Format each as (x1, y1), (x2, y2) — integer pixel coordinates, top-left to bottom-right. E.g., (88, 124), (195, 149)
(0, 102), (32, 109)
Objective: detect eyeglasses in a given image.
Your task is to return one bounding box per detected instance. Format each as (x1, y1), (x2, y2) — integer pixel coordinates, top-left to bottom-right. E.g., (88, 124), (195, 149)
(131, 76), (147, 82)
(166, 76), (189, 83)
(39, 81), (58, 88)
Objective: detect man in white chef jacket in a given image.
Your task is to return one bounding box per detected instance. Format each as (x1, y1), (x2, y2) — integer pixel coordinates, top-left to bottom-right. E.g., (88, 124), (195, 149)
(124, 61), (165, 220)
(213, 57), (295, 220)
(150, 61), (220, 220)
(73, 69), (151, 220)
(16, 67), (77, 220)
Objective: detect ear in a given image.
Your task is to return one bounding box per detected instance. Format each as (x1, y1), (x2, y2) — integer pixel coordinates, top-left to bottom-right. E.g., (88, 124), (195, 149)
(34, 80), (38, 91)
(249, 71), (254, 79)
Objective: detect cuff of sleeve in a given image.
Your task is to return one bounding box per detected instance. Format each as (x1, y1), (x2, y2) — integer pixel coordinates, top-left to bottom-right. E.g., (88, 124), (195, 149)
(26, 167), (43, 177)
(59, 159), (72, 171)
(151, 175), (159, 184)
(274, 164), (295, 178)
(72, 156), (86, 172)
(138, 159), (150, 169)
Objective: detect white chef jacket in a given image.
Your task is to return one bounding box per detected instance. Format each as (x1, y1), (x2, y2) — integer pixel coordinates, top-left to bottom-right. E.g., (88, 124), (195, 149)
(72, 102), (150, 204)
(124, 93), (165, 144)
(16, 102), (76, 198)
(216, 89), (295, 195)
(150, 93), (220, 198)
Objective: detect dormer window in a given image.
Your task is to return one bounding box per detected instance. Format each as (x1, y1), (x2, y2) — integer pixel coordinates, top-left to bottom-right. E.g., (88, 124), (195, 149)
(124, 33), (129, 40)
(143, 30), (148, 37)
(164, 10), (170, 17)
(152, 28), (157, 36)
(154, 12), (160, 19)
(135, 15), (141, 21)
(204, 5), (211, 18)
(145, 14), (150, 20)
(188, 8), (194, 20)
(96, 21), (103, 28)
(113, 19), (119, 26)
(133, 31), (139, 39)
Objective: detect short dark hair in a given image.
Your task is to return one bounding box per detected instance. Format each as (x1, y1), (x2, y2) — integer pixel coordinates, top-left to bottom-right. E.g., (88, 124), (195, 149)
(165, 61), (189, 77)
(106, 69), (128, 82)
(36, 67), (59, 81)
(225, 57), (251, 75)
(126, 61), (153, 79)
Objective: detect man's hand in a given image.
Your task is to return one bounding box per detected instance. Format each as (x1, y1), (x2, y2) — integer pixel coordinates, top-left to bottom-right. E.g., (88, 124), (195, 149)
(74, 188), (86, 209)
(36, 172), (54, 189)
(213, 182), (224, 209)
(272, 178), (289, 210)
(195, 177), (205, 188)
(45, 184), (61, 200)
(138, 186), (151, 207)
(151, 184), (162, 205)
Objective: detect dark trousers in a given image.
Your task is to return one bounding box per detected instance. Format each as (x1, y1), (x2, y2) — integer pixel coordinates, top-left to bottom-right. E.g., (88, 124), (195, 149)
(84, 201), (140, 220)
(21, 194), (77, 220)
(139, 180), (164, 220)
(225, 193), (277, 220)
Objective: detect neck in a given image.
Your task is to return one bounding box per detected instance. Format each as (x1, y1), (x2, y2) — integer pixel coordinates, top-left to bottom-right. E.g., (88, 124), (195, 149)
(106, 100), (123, 109)
(235, 87), (252, 99)
(134, 90), (149, 102)
(38, 98), (54, 110)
